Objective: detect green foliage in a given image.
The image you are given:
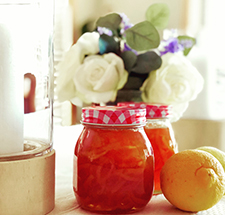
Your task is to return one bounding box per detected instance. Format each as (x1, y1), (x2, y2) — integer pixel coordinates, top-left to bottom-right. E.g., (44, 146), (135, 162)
(178, 35), (196, 56)
(96, 13), (122, 32)
(122, 75), (148, 90)
(132, 51), (162, 74)
(146, 3), (170, 29)
(125, 21), (160, 51)
(94, 2), (196, 93)
(99, 34), (120, 54)
(120, 51), (137, 72)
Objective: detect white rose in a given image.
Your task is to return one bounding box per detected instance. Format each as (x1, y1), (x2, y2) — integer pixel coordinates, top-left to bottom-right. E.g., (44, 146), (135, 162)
(74, 53), (128, 104)
(55, 31), (128, 105)
(141, 52), (204, 122)
(55, 32), (100, 103)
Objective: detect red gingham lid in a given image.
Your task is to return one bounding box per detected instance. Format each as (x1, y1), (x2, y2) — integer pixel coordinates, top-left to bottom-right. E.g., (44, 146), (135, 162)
(81, 106), (146, 125)
(117, 102), (172, 119)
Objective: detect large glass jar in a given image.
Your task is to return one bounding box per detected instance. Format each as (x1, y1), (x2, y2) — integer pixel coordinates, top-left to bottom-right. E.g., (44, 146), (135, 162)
(73, 106), (154, 213)
(117, 102), (178, 195)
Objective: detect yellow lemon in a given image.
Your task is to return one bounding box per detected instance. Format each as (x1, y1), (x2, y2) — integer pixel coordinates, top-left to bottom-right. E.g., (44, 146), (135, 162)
(197, 146), (225, 172)
(160, 149), (225, 212)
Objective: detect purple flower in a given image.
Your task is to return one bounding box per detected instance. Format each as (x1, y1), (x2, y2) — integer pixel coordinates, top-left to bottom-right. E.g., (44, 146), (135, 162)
(160, 38), (184, 56)
(179, 39), (194, 49)
(123, 42), (138, 54)
(97, 27), (113, 36)
(119, 13), (134, 35)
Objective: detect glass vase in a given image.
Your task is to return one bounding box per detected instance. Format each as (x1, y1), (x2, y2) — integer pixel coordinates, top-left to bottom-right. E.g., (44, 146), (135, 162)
(0, 1), (55, 214)
(0, 0), (54, 160)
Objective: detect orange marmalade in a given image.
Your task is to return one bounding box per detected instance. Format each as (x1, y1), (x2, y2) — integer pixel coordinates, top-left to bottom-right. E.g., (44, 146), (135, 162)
(117, 103), (178, 195)
(73, 106), (154, 213)
(144, 118), (177, 194)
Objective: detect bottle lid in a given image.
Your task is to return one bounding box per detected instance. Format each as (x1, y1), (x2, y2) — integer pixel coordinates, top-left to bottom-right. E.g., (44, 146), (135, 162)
(117, 102), (172, 119)
(82, 106), (146, 125)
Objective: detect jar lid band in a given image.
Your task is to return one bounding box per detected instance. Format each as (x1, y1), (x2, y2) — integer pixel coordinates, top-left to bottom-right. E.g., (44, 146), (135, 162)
(82, 106), (146, 125)
(145, 104), (172, 118)
(117, 102), (172, 118)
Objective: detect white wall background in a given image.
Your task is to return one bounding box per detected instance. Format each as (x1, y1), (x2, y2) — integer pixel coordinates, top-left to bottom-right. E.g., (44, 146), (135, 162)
(71, 0), (189, 39)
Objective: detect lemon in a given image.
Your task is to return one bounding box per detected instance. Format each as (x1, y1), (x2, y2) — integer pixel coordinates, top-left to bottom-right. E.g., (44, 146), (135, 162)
(197, 146), (225, 172)
(160, 149), (225, 212)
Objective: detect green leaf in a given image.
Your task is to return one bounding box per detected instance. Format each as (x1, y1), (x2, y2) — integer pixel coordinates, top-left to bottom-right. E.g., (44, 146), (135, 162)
(96, 13), (122, 31)
(178, 35), (196, 56)
(120, 51), (137, 72)
(125, 21), (160, 51)
(122, 74), (149, 90)
(132, 51), (162, 74)
(146, 3), (170, 29)
(99, 34), (120, 55)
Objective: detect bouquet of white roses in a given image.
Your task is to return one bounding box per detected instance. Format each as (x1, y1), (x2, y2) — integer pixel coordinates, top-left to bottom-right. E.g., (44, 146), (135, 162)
(56, 3), (203, 122)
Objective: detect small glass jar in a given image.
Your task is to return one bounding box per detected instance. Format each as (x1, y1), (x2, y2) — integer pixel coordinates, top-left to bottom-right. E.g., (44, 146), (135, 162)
(73, 106), (154, 213)
(144, 104), (177, 194)
(118, 102), (178, 195)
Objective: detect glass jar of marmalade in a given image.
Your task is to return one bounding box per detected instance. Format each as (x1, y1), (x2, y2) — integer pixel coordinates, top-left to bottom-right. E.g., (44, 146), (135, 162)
(144, 104), (177, 194)
(73, 106), (154, 213)
(117, 102), (178, 195)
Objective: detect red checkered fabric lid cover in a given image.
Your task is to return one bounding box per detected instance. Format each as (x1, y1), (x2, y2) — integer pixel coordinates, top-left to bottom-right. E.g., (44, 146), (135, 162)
(117, 102), (172, 119)
(82, 106), (146, 125)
